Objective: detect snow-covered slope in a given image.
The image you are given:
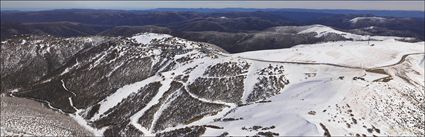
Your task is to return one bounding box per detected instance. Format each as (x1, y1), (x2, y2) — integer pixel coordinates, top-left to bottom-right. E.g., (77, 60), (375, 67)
(132, 33), (172, 45)
(234, 39), (424, 68)
(350, 17), (387, 23)
(298, 25), (412, 41)
(2, 31), (424, 136)
(208, 39), (424, 136)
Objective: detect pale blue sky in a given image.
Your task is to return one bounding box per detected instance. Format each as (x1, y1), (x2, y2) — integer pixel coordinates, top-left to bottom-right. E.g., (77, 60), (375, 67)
(1, 1), (424, 11)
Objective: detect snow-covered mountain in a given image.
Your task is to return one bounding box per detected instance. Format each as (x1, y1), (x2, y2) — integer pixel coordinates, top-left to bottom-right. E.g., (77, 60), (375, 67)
(1, 27), (424, 136)
(297, 25), (414, 41)
(350, 17), (387, 24)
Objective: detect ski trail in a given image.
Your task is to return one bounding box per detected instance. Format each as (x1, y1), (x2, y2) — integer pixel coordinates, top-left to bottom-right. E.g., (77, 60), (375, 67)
(61, 79), (75, 96)
(156, 84), (238, 134)
(149, 88), (183, 132)
(91, 76), (159, 121)
(241, 61), (256, 104)
(62, 79), (103, 136)
(129, 79), (172, 136)
(69, 109), (107, 136)
(68, 97), (78, 111)
(183, 85), (234, 107)
(62, 79), (78, 111)
(43, 100), (65, 114)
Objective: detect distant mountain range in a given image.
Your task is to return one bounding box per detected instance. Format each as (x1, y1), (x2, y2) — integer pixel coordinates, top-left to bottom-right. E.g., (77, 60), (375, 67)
(1, 9), (424, 53)
(3, 8), (424, 18)
(147, 8), (425, 18)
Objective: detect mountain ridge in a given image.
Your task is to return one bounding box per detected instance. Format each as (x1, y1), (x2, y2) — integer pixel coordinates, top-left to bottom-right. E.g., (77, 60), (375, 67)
(1, 28), (423, 136)
(2, 9), (424, 43)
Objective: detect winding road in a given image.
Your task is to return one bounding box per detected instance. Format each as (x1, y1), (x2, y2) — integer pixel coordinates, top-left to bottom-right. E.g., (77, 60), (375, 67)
(218, 52), (424, 71)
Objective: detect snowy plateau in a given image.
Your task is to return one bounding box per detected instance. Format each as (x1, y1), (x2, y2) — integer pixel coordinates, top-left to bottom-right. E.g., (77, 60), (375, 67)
(1, 25), (424, 136)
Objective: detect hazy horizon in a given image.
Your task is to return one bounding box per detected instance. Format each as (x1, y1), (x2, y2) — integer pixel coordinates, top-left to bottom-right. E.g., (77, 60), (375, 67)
(1, 7), (425, 12)
(1, 1), (424, 11)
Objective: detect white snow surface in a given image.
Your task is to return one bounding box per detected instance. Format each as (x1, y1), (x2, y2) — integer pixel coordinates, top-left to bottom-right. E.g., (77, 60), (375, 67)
(131, 33), (172, 45)
(203, 37), (424, 136)
(298, 24), (408, 41)
(203, 63), (365, 136)
(91, 76), (160, 121)
(233, 40), (424, 68)
(350, 17), (387, 23)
